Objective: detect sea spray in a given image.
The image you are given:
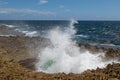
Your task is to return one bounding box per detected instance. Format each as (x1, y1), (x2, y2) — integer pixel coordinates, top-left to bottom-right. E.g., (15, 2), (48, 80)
(36, 19), (116, 73)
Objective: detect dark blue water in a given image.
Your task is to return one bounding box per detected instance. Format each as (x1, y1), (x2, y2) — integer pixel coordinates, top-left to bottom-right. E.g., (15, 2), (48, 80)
(75, 21), (120, 46)
(0, 20), (120, 46)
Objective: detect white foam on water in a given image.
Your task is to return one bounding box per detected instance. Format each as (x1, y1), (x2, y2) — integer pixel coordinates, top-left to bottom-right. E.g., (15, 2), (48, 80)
(0, 34), (15, 37)
(5, 24), (16, 28)
(0, 23), (38, 37)
(21, 31), (38, 37)
(14, 26), (38, 37)
(75, 34), (88, 38)
(35, 19), (119, 73)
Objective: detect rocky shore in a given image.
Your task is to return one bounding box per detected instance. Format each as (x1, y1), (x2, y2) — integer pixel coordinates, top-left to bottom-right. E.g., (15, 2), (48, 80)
(1, 58), (120, 80)
(0, 24), (120, 80)
(0, 36), (120, 80)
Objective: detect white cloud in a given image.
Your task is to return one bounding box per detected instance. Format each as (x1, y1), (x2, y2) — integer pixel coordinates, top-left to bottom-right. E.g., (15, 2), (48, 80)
(0, 8), (55, 16)
(40, 0), (48, 4)
(66, 9), (70, 12)
(0, 1), (8, 5)
(59, 5), (64, 8)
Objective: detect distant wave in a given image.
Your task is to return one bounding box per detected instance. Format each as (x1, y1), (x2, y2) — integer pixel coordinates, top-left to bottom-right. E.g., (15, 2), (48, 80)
(90, 43), (120, 49)
(0, 24), (17, 28)
(5, 24), (16, 28)
(0, 34), (15, 37)
(21, 31), (38, 37)
(75, 34), (88, 38)
(0, 24), (39, 37)
(100, 44), (120, 49)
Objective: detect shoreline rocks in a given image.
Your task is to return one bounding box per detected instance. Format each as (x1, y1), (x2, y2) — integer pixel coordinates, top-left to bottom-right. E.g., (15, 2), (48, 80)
(0, 36), (120, 80)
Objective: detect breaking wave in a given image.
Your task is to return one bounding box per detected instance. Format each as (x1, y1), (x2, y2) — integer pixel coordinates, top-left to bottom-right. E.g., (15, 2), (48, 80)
(35, 19), (118, 74)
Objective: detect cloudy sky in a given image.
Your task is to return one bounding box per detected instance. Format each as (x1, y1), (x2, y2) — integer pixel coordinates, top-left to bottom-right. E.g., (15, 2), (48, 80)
(0, 0), (120, 20)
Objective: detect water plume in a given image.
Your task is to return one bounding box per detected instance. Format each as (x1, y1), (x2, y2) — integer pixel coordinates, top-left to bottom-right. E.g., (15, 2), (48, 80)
(35, 19), (117, 74)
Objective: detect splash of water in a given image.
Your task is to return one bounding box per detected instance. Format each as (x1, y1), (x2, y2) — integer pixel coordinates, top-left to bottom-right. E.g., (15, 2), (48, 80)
(35, 19), (116, 74)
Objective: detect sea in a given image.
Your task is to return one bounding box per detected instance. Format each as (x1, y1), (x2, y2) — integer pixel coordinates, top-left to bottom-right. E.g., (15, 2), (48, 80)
(0, 20), (120, 48)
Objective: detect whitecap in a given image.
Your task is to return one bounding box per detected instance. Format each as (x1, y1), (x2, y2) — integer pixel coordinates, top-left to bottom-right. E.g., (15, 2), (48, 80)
(75, 34), (88, 38)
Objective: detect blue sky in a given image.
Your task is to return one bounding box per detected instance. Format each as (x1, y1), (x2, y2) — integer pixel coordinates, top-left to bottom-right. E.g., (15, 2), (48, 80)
(0, 0), (120, 20)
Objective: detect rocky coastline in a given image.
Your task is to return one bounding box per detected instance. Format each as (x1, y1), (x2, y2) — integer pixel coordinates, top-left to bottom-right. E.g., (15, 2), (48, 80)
(0, 25), (120, 80)
(0, 36), (120, 80)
